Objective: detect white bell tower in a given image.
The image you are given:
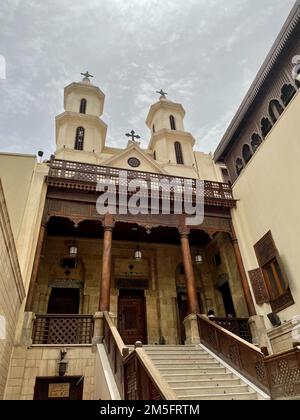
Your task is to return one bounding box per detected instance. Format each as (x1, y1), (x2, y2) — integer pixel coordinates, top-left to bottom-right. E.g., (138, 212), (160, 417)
(146, 91), (197, 178)
(55, 72), (107, 164)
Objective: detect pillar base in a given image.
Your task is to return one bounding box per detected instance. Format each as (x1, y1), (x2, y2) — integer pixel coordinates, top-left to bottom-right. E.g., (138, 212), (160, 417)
(248, 315), (271, 353)
(92, 312), (104, 348)
(183, 314), (201, 345)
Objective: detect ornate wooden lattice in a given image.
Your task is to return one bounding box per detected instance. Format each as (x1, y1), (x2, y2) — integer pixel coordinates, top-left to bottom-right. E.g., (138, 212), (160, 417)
(47, 158), (236, 208)
(249, 268), (270, 305)
(212, 317), (253, 343)
(197, 315), (269, 393)
(271, 288), (295, 313)
(32, 315), (94, 345)
(254, 231), (278, 267)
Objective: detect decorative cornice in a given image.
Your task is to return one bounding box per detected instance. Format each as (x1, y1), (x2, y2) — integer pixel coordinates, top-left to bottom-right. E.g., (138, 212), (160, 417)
(214, 1), (300, 161)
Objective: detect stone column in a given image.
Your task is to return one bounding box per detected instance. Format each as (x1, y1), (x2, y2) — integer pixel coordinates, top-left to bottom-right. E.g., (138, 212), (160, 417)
(99, 214), (114, 312)
(25, 221), (47, 311)
(230, 223), (256, 317)
(179, 229), (200, 314)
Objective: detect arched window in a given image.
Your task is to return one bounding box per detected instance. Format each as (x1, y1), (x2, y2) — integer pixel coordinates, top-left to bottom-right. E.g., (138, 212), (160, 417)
(80, 98), (87, 114)
(236, 158), (244, 176)
(170, 115), (176, 130)
(242, 144), (252, 164)
(261, 117), (272, 139)
(269, 99), (284, 124)
(153, 124), (156, 133)
(281, 84), (296, 107)
(174, 142), (184, 164)
(251, 133), (262, 153)
(153, 151), (157, 160)
(75, 127), (85, 150)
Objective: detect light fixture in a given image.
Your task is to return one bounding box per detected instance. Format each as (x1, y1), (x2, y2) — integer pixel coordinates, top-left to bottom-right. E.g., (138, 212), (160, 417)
(195, 250), (203, 265)
(58, 349), (68, 377)
(69, 241), (78, 258)
(134, 245), (142, 261)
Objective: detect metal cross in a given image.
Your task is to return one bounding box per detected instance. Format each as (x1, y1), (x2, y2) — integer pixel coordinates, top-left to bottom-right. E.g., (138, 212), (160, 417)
(126, 130), (141, 142)
(81, 71), (94, 80)
(156, 89), (168, 98)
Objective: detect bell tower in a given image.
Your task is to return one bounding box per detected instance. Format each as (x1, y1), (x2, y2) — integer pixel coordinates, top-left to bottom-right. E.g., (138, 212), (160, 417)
(55, 72), (107, 164)
(146, 91), (197, 177)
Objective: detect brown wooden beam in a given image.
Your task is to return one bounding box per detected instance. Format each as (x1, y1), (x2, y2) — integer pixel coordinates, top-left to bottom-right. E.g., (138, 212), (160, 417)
(179, 228), (200, 315)
(25, 222), (47, 311)
(230, 223), (256, 317)
(99, 214), (115, 312)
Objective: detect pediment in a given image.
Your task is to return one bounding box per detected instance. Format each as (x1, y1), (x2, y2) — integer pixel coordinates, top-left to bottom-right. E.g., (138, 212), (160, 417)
(101, 144), (166, 175)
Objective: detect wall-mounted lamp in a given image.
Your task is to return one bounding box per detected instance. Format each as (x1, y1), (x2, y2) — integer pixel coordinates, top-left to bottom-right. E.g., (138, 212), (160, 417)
(195, 250), (203, 265)
(69, 241), (78, 258)
(58, 349), (68, 377)
(134, 245), (142, 261)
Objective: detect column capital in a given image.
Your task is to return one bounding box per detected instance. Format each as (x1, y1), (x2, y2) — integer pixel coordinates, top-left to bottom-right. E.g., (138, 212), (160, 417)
(103, 213), (115, 231)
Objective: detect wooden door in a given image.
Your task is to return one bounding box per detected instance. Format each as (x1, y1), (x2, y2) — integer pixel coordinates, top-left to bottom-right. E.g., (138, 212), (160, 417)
(118, 290), (147, 345)
(34, 376), (84, 400)
(47, 288), (80, 314)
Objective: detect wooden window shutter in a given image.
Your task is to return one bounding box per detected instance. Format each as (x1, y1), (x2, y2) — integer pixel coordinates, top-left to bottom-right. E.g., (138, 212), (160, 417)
(248, 269), (270, 305)
(254, 230), (289, 291)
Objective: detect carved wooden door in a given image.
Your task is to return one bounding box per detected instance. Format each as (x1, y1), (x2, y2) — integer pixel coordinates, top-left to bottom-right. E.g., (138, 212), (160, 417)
(118, 291), (147, 345)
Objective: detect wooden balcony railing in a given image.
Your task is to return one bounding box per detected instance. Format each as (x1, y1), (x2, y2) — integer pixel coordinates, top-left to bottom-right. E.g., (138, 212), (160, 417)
(47, 158), (236, 208)
(211, 317), (252, 343)
(103, 312), (130, 397)
(123, 344), (177, 400)
(197, 315), (270, 393)
(32, 315), (94, 345)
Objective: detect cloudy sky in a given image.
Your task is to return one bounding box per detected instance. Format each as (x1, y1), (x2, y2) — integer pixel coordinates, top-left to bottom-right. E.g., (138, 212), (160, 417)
(0, 0), (296, 158)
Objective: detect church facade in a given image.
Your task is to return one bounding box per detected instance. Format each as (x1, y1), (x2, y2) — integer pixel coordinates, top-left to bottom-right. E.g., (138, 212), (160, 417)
(0, 2), (300, 401)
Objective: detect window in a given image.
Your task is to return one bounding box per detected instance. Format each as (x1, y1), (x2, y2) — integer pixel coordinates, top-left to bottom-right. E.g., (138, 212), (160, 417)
(269, 99), (283, 124)
(170, 115), (176, 130)
(174, 142), (184, 164)
(261, 117), (272, 139)
(80, 98), (87, 114)
(236, 158), (244, 176)
(75, 127), (85, 150)
(214, 253), (222, 267)
(281, 84), (296, 107)
(153, 151), (157, 160)
(251, 133), (262, 153)
(153, 124), (155, 133)
(242, 144), (252, 164)
(221, 168), (231, 184)
(254, 231), (293, 311)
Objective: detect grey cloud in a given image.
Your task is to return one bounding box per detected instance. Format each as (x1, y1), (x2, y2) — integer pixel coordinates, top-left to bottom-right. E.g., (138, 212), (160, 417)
(0, 0), (296, 156)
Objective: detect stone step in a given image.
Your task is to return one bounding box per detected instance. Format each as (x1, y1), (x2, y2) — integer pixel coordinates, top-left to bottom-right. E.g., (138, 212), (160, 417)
(178, 392), (258, 401)
(167, 378), (241, 388)
(145, 350), (207, 355)
(173, 384), (250, 397)
(159, 366), (227, 375)
(149, 354), (214, 361)
(164, 372), (234, 381)
(153, 360), (219, 367)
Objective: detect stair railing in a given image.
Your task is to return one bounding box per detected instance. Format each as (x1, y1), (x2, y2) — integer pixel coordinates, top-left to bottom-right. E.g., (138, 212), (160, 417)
(103, 312), (130, 396)
(197, 314), (270, 393)
(123, 343), (177, 400)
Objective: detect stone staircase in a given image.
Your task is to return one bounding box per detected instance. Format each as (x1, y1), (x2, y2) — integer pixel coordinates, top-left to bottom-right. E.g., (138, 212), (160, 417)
(143, 345), (261, 400)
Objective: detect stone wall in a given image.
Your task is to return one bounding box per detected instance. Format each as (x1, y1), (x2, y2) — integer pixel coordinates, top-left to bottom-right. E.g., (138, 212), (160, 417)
(0, 181), (25, 399)
(4, 346), (96, 400)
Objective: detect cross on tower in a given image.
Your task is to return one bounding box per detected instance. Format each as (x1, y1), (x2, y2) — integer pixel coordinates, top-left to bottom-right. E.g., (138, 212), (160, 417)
(156, 89), (168, 99)
(81, 71), (94, 81)
(126, 130), (141, 142)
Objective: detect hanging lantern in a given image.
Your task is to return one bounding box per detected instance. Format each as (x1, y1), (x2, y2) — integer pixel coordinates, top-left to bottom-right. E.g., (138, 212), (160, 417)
(195, 250), (203, 265)
(134, 245), (142, 261)
(69, 241), (78, 258)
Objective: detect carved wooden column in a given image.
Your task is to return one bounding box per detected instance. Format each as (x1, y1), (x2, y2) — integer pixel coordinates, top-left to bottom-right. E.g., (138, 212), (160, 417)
(99, 214), (115, 312)
(179, 227), (200, 314)
(231, 223), (256, 317)
(25, 221), (47, 311)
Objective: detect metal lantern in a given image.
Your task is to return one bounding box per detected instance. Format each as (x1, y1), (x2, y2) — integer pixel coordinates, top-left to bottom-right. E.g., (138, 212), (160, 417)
(195, 250), (203, 265)
(134, 245), (142, 261)
(69, 242), (78, 258)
